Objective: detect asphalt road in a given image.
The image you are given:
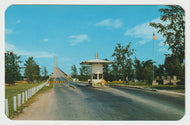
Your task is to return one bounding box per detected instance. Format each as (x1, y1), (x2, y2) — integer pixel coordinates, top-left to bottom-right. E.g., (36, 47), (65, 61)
(14, 66), (185, 120)
(52, 82), (185, 120)
(15, 79), (185, 120)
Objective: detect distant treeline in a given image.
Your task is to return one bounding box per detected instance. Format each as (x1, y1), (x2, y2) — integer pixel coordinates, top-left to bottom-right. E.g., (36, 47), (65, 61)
(5, 51), (49, 85)
(70, 45), (185, 85)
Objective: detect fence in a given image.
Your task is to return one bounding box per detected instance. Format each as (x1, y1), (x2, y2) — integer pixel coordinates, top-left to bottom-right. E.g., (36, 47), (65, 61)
(5, 81), (47, 117)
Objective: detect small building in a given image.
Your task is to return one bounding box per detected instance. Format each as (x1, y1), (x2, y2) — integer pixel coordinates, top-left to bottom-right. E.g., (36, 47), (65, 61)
(80, 53), (113, 87)
(23, 78), (28, 81)
(153, 75), (181, 85)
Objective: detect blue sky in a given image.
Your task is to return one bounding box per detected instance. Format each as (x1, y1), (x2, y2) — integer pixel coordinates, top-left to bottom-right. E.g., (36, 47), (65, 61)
(5, 5), (171, 75)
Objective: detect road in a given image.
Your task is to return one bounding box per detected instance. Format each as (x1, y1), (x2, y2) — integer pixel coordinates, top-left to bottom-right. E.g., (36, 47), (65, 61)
(14, 80), (185, 120)
(13, 68), (185, 120)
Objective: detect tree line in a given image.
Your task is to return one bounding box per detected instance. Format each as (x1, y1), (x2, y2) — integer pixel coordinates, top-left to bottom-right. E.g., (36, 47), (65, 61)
(5, 51), (49, 85)
(71, 42), (184, 85)
(70, 6), (185, 85)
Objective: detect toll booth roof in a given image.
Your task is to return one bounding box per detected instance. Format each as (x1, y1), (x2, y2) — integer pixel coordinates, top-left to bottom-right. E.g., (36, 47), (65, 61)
(80, 59), (113, 65)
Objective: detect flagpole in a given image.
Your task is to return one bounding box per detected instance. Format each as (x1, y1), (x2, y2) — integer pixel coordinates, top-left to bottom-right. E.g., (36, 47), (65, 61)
(153, 38), (154, 83)
(152, 33), (157, 86)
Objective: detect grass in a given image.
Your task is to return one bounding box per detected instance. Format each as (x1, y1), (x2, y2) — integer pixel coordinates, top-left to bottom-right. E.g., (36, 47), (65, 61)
(36, 82), (53, 94)
(128, 82), (148, 86)
(107, 81), (185, 93)
(151, 85), (185, 90)
(151, 85), (185, 93)
(5, 81), (46, 99)
(5, 80), (52, 118)
(107, 81), (148, 86)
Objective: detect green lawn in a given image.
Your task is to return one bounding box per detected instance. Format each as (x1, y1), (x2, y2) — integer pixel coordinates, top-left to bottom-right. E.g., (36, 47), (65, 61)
(151, 85), (185, 92)
(5, 80), (48, 118)
(107, 81), (148, 86)
(129, 82), (149, 86)
(107, 82), (185, 93)
(36, 82), (54, 94)
(5, 81), (46, 99)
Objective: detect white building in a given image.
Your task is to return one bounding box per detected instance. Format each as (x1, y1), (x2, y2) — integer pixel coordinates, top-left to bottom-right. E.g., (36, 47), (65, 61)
(80, 53), (113, 86)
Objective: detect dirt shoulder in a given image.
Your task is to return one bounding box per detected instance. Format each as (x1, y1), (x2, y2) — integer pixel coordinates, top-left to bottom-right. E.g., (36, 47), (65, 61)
(12, 88), (54, 120)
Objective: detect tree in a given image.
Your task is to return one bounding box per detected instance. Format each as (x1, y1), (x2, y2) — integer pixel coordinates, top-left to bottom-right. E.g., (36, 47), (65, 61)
(134, 57), (143, 81)
(142, 60), (154, 84)
(150, 5), (185, 64)
(112, 42), (135, 84)
(5, 51), (22, 85)
(111, 59), (121, 81)
(71, 64), (78, 78)
(79, 65), (91, 81)
(103, 58), (110, 81)
(24, 57), (41, 83)
(109, 61), (121, 81)
(164, 55), (182, 77)
(42, 66), (48, 80)
(125, 58), (135, 81)
(164, 55), (184, 84)
(155, 64), (166, 77)
(143, 67), (153, 84)
(33, 64), (41, 82)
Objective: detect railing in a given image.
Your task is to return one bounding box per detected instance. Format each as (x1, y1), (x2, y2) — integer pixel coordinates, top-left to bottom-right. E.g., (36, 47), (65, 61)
(5, 81), (47, 117)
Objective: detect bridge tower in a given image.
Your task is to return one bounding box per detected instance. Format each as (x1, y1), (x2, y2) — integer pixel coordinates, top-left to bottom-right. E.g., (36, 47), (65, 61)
(53, 57), (58, 77)
(54, 56), (58, 68)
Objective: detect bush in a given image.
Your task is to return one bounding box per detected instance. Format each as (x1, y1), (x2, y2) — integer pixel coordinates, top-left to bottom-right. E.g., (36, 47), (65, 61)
(156, 80), (163, 85)
(107, 81), (123, 83)
(166, 82), (173, 85)
(176, 81), (185, 85)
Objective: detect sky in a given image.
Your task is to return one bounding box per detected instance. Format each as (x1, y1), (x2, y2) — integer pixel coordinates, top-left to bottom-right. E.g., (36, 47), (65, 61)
(5, 5), (171, 75)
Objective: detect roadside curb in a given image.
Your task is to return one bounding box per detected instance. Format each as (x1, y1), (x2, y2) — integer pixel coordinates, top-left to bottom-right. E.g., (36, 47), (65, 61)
(156, 90), (185, 96)
(109, 84), (185, 96)
(91, 86), (110, 89)
(68, 84), (76, 89)
(76, 84), (89, 87)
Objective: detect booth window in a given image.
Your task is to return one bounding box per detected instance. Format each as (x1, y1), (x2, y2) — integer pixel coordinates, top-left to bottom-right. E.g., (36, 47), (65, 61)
(99, 74), (103, 79)
(93, 74), (97, 79)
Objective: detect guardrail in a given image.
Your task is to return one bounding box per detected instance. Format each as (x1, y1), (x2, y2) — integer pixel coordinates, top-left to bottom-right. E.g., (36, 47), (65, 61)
(5, 81), (47, 117)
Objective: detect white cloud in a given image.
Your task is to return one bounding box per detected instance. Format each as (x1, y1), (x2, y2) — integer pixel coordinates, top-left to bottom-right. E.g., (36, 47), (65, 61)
(5, 29), (13, 34)
(59, 57), (72, 62)
(68, 34), (89, 46)
(158, 41), (164, 46)
(5, 42), (16, 51)
(138, 40), (147, 44)
(124, 18), (167, 44)
(95, 18), (122, 29)
(5, 42), (55, 58)
(158, 41), (169, 47)
(159, 48), (172, 54)
(16, 20), (21, 23)
(33, 51), (55, 58)
(42, 38), (49, 42)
